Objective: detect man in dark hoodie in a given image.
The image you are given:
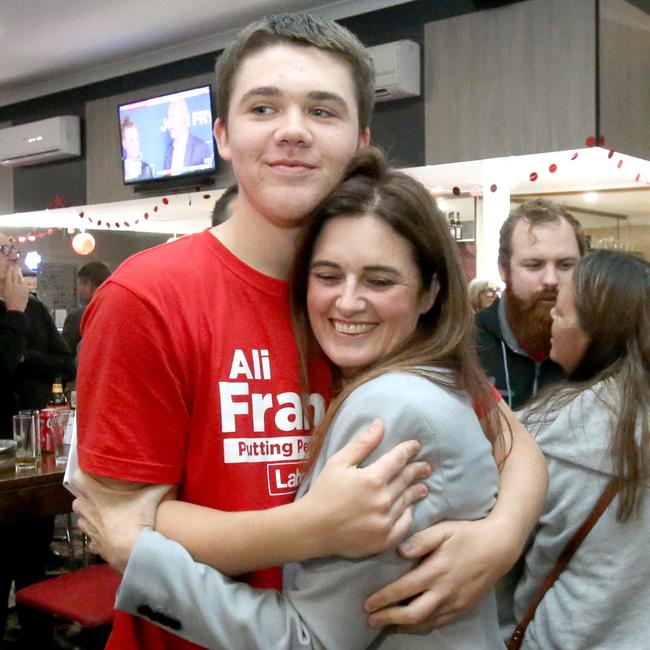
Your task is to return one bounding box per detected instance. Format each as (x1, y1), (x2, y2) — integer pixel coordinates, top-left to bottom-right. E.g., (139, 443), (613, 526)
(476, 200), (586, 409)
(0, 233), (75, 645)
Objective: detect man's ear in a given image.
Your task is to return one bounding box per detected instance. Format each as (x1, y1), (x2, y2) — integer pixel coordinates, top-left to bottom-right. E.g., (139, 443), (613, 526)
(419, 276), (440, 314)
(214, 118), (232, 161)
(498, 259), (509, 285)
(358, 127), (371, 149)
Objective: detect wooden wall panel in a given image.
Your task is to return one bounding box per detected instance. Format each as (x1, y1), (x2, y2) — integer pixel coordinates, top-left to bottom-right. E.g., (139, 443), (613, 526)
(424, 0), (597, 164)
(0, 122), (13, 215)
(600, 0), (650, 160)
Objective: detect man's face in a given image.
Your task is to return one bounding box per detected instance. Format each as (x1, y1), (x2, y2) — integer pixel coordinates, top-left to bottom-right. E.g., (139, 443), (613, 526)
(0, 233), (20, 284)
(214, 43), (369, 229)
(500, 217), (581, 306)
(167, 101), (190, 141)
(78, 279), (94, 303)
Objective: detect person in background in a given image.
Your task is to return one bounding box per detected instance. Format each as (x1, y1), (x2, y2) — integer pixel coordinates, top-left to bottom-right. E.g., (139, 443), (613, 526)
(0, 233), (75, 646)
(73, 15), (547, 649)
(500, 250), (650, 649)
(121, 117), (153, 181)
(211, 183), (238, 226)
(468, 278), (499, 312)
(62, 261), (111, 357)
(163, 98), (213, 174)
(475, 199), (586, 409)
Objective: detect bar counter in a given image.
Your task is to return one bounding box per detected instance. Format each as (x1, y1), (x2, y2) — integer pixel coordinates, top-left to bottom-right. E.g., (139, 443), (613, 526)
(0, 453), (73, 524)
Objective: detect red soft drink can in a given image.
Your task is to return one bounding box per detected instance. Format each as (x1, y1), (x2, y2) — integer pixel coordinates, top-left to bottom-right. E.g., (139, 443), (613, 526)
(39, 408), (55, 453)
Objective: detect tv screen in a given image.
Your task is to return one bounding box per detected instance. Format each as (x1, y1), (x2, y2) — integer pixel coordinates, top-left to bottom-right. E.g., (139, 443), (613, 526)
(118, 85), (216, 185)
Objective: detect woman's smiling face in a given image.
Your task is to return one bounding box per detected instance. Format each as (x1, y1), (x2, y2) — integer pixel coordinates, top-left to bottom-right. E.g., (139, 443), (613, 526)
(307, 214), (434, 376)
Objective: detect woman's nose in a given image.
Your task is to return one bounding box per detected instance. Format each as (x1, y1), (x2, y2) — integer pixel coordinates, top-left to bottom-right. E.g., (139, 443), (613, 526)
(335, 282), (364, 315)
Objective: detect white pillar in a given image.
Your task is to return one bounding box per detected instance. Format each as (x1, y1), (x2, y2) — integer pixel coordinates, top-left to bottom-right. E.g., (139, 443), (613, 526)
(476, 157), (512, 286)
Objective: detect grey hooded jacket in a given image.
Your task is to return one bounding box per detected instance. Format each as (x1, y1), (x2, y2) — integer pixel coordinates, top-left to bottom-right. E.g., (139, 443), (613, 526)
(501, 380), (650, 649)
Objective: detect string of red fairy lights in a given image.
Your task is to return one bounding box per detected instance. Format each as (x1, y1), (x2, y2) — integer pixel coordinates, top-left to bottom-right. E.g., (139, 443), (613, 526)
(10, 228), (62, 244)
(8, 143), (649, 243)
(74, 191), (215, 230)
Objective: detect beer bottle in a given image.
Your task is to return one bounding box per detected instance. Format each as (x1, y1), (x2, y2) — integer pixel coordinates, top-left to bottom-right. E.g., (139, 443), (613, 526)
(40, 379), (69, 452)
(48, 380), (68, 409)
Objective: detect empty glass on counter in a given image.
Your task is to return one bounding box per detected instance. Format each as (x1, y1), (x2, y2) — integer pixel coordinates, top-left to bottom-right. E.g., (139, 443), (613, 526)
(13, 413), (38, 470)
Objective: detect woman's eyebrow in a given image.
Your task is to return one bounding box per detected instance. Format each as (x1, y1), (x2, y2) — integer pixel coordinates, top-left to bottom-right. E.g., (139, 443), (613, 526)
(310, 260), (340, 270)
(362, 265), (400, 275)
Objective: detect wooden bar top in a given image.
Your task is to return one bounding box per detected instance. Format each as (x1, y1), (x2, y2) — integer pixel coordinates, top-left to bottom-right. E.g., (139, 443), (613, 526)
(0, 453), (73, 524)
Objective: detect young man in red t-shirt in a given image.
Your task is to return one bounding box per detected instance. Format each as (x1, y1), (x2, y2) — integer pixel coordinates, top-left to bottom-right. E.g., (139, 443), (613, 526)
(74, 14), (547, 649)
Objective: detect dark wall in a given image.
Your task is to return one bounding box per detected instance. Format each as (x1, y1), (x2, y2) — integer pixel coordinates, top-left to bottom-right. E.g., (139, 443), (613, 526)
(0, 0), (525, 211)
(13, 158), (87, 212)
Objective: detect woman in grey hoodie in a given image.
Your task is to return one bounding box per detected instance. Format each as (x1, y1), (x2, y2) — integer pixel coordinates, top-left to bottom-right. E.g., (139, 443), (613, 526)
(506, 249), (650, 649)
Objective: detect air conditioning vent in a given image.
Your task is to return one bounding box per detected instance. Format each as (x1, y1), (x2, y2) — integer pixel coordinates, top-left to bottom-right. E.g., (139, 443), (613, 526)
(0, 116), (81, 167)
(368, 40), (421, 103)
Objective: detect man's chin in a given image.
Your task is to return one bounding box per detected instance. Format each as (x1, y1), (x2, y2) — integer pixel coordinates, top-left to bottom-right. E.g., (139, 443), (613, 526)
(505, 288), (554, 356)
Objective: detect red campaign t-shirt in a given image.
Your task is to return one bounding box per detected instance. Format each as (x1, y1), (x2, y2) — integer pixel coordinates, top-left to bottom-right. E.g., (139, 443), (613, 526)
(77, 230), (331, 650)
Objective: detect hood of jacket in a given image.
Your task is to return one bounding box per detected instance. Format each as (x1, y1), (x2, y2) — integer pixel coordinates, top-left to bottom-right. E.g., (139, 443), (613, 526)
(519, 380), (645, 478)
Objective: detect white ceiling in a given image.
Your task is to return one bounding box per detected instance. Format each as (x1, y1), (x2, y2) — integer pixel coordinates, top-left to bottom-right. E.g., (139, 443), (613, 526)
(0, 0), (411, 108)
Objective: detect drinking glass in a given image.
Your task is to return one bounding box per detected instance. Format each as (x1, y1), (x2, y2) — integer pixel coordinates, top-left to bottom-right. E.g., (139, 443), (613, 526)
(13, 413), (38, 470)
(51, 409), (74, 467)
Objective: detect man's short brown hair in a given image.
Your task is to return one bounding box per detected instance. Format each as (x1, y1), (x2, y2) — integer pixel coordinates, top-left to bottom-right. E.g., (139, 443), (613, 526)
(215, 14), (375, 130)
(499, 198), (587, 270)
(78, 261), (111, 289)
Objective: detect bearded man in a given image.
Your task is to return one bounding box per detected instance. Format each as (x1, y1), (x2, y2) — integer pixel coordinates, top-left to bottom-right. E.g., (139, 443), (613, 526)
(476, 199), (586, 409)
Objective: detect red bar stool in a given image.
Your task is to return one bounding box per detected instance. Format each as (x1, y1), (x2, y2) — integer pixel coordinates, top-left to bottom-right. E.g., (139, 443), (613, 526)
(15, 563), (121, 627)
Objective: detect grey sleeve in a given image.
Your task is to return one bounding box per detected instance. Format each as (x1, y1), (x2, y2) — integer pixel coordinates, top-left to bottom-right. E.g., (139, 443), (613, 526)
(117, 373), (498, 650)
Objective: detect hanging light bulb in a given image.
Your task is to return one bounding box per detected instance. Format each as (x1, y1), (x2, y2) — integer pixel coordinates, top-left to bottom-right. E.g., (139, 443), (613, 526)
(72, 232), (96, 255)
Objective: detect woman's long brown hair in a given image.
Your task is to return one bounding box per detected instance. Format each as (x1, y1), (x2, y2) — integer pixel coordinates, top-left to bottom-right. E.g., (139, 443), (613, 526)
(525, 249), (650, 521)
(289, 147), (507, 474)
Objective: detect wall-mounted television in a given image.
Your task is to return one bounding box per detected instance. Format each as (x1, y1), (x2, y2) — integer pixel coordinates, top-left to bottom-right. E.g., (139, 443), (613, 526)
(117, 85), (216, 186)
